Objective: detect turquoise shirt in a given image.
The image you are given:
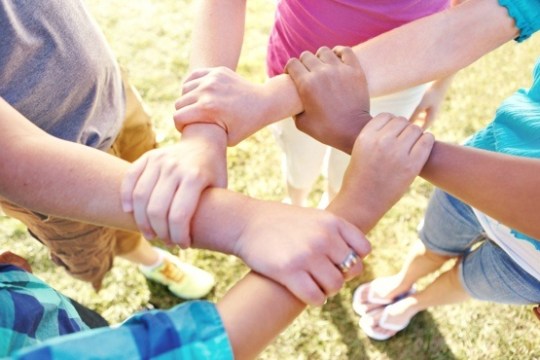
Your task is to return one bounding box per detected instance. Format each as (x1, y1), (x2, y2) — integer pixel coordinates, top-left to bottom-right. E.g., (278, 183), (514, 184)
(466, 0), (540, 248)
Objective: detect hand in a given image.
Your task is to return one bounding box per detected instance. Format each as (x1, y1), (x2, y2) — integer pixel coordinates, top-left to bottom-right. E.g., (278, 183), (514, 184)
(285, 46), (372, 154)
(409, 76), (453, 129)
(174, 67), (271, 146)
(121, 124), (227, 248)
(331, 114), (435, 230)
(233, 200), (371, 306)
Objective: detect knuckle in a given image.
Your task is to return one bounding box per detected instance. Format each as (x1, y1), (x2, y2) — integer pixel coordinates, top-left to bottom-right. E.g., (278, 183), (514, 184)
(312, 293), (326, 307)
(138, 224), (154, 237)
(132, 189), (147, 203)
(330, 277), (345, 294)
(147, 205), (165, 219)
(176, 236), (191, 249)
(302, 286), (323, 306)
(320, 212), (340, 229)
(168, 212), (186, 226)
(185, 168), (207, 185)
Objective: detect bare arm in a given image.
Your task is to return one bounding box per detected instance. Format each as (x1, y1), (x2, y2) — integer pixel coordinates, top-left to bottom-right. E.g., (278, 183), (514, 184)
(283, 48), (540, 241)
(421, 142), (540, 240)
(121, 0), (249, 246)
(353, 0), (518, 96)
(272, 0), (519, 120)
(175, 0), (519, 143)
(189, 0), (246, 70)
(0, 97), (372, 359)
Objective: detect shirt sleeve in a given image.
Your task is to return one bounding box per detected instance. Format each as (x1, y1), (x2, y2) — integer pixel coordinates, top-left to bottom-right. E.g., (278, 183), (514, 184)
(11, 301), (233, 360)
(498, 0), (540, 41)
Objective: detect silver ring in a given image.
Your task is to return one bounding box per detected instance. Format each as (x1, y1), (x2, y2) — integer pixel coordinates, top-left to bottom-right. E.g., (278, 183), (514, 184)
(338, 251), (359, 273)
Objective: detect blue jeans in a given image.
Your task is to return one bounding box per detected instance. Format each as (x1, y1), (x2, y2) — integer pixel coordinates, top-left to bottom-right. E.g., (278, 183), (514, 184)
(419, 189), (540, 304)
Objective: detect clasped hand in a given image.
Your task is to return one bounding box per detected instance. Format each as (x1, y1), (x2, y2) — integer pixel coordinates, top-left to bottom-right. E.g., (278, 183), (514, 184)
(121, 124), (227, 248)
(174, 67), (271, 146)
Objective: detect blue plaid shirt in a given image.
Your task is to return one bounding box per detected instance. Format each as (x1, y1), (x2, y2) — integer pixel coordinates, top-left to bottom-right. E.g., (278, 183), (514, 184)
(1, 265), (233, 359)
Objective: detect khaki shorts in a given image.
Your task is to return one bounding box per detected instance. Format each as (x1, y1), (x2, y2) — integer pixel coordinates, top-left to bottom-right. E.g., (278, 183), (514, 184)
(0, 77), (157, 290)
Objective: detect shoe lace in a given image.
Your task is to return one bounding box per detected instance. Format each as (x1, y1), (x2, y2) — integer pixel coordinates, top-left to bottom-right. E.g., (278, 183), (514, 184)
(159, 259), (185, 283)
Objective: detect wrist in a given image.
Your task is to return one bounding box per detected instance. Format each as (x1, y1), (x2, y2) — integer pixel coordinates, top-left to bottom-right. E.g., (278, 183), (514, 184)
(328, 180), (388, 233)
(191, 189), (253, 256)
(182, 123), (227, 151)
(262, 75), (303, 124)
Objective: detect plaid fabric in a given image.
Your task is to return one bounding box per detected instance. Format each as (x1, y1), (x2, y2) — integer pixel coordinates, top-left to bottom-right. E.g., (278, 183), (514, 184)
(0, 264), (89, 357)
(1, 265), (233, 359)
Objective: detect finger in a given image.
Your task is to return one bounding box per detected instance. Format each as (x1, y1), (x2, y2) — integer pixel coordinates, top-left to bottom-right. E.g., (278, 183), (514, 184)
(183, 68), (212, 83)
(333, 46), (361, 68)
(173, 104), (226, 134)
(299, 51), (324, 71)
(380, 116), (411, 138)
(174, 92), (197, 111)
(310, 258), (345, 297)
(337, 218), (372, 259)
(285, 58), (309, 84)
(409, 132), (435, 161)
(324, 223), (356, 265)
(167, 176), (208, 248)
(285, 271), (327, 306)
(145, 173), (181, 242)
(409, 105), (424, 125)
(332, 45), (347, 57)
(131, 161), (162, 239)
(396, 122), (424, 151)
(316, 46), (341, 65)
(181, 78), (202, 95)
(362, 112), (394, 133)
(343, 257), (364, 282)
(121, 155), (150, 212)
(336, 220), (370, 281)
(422, 108), (437, 130)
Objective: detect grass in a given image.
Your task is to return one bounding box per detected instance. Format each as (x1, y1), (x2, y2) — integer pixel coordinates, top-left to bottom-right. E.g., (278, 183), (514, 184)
(1, 1), (540, 359)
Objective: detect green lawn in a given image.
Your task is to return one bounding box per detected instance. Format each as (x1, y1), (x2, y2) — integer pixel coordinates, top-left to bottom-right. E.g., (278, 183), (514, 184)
(1, 1), (540, 359)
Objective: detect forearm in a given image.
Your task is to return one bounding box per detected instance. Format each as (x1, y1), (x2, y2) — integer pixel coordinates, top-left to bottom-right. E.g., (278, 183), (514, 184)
(259, 0), (518, 128)
(189, 0), (246, 70)
(421, 142), (540, 239)
(0, 114), (316, 360)
(354, 0), (517, 96)
(327, 191), (386, 235)
(217, 272), (304, 360)
(0, 99), (243, 254)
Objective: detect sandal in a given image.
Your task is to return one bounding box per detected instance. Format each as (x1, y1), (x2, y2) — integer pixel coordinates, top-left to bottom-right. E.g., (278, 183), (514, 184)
(352, 278), (415, 316)
(359, 302), (414, 341)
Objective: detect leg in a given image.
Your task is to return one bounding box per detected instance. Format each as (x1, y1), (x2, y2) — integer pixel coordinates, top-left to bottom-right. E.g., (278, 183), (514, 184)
(362, 237), (540, 340)
(354, 188), (485, 313)
(360, 259), (468, 340)
(272, 117), (328, 206)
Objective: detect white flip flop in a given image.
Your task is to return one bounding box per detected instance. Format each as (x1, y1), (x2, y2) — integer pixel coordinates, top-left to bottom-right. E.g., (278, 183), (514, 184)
(352, 279), (416, 316)
(359, 304), (413, 341)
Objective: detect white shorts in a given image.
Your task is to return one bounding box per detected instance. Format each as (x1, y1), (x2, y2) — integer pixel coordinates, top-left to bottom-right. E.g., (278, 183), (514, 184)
(271, 84), (429, 191)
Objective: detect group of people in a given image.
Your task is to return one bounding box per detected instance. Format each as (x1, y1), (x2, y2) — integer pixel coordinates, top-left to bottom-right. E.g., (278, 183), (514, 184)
(1, 0), (539, 358)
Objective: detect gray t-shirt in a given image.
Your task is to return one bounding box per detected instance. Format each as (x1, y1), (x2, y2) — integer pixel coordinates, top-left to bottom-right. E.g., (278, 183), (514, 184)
(0, 0), (124, 150)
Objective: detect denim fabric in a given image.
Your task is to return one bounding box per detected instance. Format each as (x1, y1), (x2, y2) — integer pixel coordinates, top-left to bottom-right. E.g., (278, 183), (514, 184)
(419, 189), (540, 304)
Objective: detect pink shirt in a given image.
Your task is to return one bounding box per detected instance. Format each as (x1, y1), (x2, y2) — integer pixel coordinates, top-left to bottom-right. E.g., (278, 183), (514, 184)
(267, 0), (449, 76)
